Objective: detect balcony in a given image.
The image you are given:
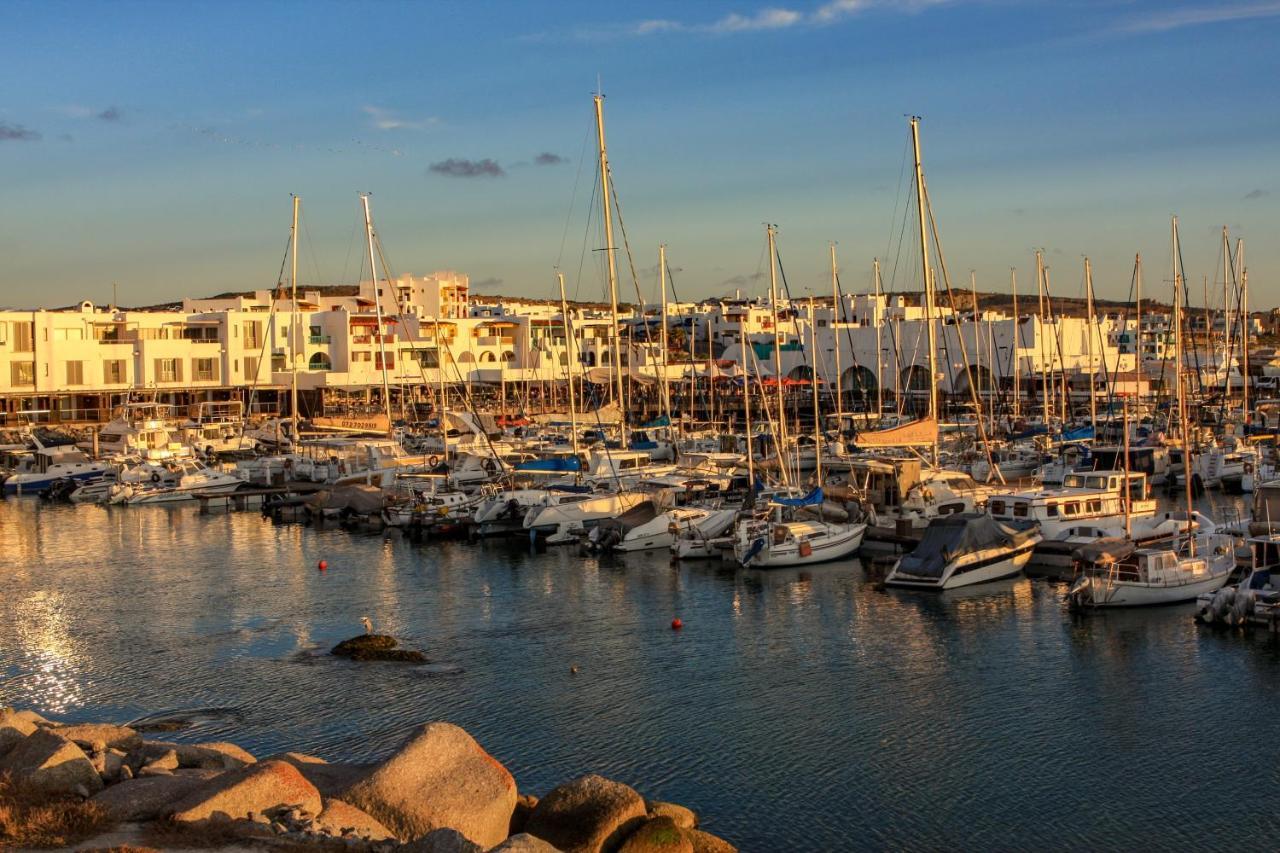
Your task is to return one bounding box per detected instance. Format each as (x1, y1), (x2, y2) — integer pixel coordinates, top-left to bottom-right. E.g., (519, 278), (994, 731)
(309, 334), (331, 344)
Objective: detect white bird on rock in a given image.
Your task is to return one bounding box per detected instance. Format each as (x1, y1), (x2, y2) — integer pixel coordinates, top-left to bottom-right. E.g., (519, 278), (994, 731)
(361, 616), (373, 635)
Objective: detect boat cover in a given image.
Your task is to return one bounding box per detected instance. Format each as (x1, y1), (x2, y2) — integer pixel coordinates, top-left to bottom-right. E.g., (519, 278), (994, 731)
(1061, 425), (1096, 442)
(595, 500), (658, 537)
(772, 487), (824, 507)
(516, 457), (582, 473)
(851, 417), (938, 448)
(309, 484), (385, 514)
(897, 513), (1035, 580)
(1072, 537), (1136, 566)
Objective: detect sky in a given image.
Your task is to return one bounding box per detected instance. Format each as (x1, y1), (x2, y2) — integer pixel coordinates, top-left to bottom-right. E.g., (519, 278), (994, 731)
(1, 0), (1277, 310)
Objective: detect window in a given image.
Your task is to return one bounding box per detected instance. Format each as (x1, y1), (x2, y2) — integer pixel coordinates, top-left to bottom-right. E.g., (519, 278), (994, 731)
(10, 361), (34, 385)
(375, 352), (395, 370)
(1087, 500), (1102, 513)
(1046, 504), (1059, 517)
(415, 350), (440, 368)
(243, 321), (261, 349)
(154, 358), (182, 383)
(183, 326), (219, 342)
(136, 327), (169, 340)
(55, 328), (85, 341)
(1013, 502), (1028, 517)
(192, 358), (219, 382)
(243, 356), (259, 379)
(12, 322), (34, 352)
(93, 324), (120, 342)
(353, 351), (371, 363)
(308, 353), (332, 370)
(65, 361), (84, 384)
(271, 355), (286, 372)
(989, 500), (1005, 515)
(104, 360), (126, 383)
(1063, 501), (1080, 516)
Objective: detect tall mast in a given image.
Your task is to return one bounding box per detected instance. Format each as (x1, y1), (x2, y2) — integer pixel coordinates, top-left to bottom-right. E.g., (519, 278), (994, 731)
(1085, 256), (1097, 434)
(558, 271), (580, 468)
(1011, 268), (1020, 421)
(290, 194), (300, 441)
(433, 317), (447, 451)
(1134, 253), (1143, 394)
(830, 243), (843, 432)
(1173, 216), (1193, 552)
(873, 258), (883, 421)
(910, 116), (939, 466)
(809, 295), (823, 489)
(658, 244), (671, 420)
(767, 224), (789, 485)
(970, 270), (980, 400)
(593, 92), (627, 439)
(360, 193), (394, 437)
(741, 314), (754, 484)
(1223, 226), (1231, 400)
(1036, 251), (1050, 428)
(1122, 396), (1132, 537)
(1240, 239), (1249, 425)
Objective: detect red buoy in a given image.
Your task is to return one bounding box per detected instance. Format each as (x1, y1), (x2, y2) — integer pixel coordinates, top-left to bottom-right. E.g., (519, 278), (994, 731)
(318, 560), (328, 571)
(671, 618), (683, 630)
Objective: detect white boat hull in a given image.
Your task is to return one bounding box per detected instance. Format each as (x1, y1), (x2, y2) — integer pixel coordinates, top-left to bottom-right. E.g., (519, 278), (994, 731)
(886, 543), (1036, 590)
(737, 523), (866, 568)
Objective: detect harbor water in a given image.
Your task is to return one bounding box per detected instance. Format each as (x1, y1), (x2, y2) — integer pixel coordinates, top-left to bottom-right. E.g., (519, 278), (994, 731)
(0, 491), (1272, 851)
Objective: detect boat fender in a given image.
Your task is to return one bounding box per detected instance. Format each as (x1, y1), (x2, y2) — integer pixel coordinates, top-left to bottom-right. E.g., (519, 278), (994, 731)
(428, 455), (439, 467)
(151, 472), (162, 484)
(668, 521), (680, 536)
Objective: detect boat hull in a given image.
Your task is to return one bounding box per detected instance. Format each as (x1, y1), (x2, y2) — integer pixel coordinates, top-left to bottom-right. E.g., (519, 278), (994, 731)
(886, 543), (1036, 590)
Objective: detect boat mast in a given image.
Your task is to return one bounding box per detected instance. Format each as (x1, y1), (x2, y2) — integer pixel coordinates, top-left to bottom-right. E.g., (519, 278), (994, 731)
(741, 313), (754, 485)
(873, 258), (883, 421)
(1173, 217), (1194, 553)
(1122, 396), (1132, 537)
(593, 93), (627, 440)
(658, 244), (671, 421)
(360, 193), (394, 438)
(970, 270), (980, 407)
(1085, 256), (1097, 434)
(558, 271), (581, 469)
(1036, 251), (1051, 428)
(809, 295), (823, 489)
(1011, 268), (1020, 422)
(1134, 253), (1143, 396)
(290, 194), (300, 442)
(767, 224), (790, 485)
(433, 317), (447, 452)
(1223, 226), (1232, 403)
(909, 116), (939, 466)
(1240, 239), (1249, 425)
(831, 243), (843, 433)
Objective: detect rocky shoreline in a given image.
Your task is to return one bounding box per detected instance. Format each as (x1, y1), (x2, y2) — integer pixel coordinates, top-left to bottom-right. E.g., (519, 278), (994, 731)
(0, 706), (736, 852)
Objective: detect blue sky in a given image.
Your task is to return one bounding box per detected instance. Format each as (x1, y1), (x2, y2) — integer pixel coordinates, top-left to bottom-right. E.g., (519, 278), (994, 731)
(1, 0), (1277, 309)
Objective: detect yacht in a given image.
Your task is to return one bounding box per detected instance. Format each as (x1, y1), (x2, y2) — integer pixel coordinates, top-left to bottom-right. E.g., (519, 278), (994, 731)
(523, 489), (653, 544)
(79, 403), (184, 459)
(987, 470), (1157, 542)
(1196, 533), (1280, 625)
(733, 488), (866, 568)
(670, 508), (740, 560)
(1067, 531), (1236, 608)
(175, 402), (254, 457)
(884, 513), (1041, 590)
(589, 504), (720, 553)
(3, 441), (113, 495)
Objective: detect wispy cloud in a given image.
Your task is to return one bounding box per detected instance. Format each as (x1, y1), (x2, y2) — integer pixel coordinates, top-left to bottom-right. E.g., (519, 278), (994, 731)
(1111, 1), (1280, 34)
(722, 272), (767, 287)
(362, 105), (439, 131)
(539, 0), (948, 40)
(97, 106), (122, 122)
(534, 151), (565, 166)
(471, 276), (505, 290)
(1244, 188), (1270, 200)
(0, 122), (41, 141)
(429, 157), (505, 178)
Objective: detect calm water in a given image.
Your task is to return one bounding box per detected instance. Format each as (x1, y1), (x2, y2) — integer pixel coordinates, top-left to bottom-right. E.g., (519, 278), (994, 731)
(0, 492), (1274, 851)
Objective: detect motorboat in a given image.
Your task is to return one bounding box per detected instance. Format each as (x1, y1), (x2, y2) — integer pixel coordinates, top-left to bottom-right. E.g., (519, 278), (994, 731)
(589, 504), (720, 553)
(987, 470), (1157, 541)
(472, 485), (594, 537)
(3, 440), (113, 495)
(1067, 531), (1236, 608)
(1025, 511), (1216, 580)
(523, 490), (653, 544)
(79, 403), (183, 459)
(883, 513), (1041, 590)
(1196, 533), (1280, 626)
(970, 443), (1046, 483)
(108, 458), (244, 504)
(176, 402), (254, 457)
(671, 508), (740, 560)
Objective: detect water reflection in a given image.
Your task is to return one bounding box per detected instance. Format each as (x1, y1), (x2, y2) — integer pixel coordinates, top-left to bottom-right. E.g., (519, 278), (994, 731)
(0, 493), (1274, 850)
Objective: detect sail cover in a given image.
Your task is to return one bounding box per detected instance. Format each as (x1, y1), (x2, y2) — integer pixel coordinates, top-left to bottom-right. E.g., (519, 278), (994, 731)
(771, 487), (824, 507)
(515, 457), (582, 473)
(852, 417), (938, 448)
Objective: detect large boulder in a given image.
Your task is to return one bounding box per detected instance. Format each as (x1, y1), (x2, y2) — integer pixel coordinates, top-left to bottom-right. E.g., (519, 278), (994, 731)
(0, 728), (103, 797)
(314, 797), (396, 842)
(0, 708), (38, 755)
(90, 773), (214, 821)
(618, 817), (693, 853)
(137, 739), (255, 770)
(169, 758), (322, 824)
(490, 834), (565, 852)
(343, 722), (516, 847)
(524, 774), (647, 853)
(646, 802), (696, 831)
(53, 722), (142, 752)
(332, 633), (427, 663)
(403, 827), (483, 853)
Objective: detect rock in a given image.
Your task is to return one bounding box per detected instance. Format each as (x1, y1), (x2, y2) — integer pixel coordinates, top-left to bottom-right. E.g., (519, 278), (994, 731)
(266, 750), (328, 765)
(489, 834), (565, 852)
(119, 763), (133, 781)
(510, 792), (538, 835)
(685, 830), (737, 853)
(0, 728), (104, 797)
(90, 773), (214, 820)
(403, 827), (484, 853)
(140, 748), (180, 776)
(618, 817), (693, 853)
(291, 761), (374, 797)
(103, 749), (126, 781)
(53, 722), (142, 752)
(12, 709), (52, 727)
(169, 758), (322, 824)
(343, 722), (516, 847)
(0, 708), (38, 755)
(524, 774), (647, 853)
(646, 802), (696, 830)
(139, 739), (255, 770)
(332, 633), (429, 663)
(313, 797), (396, 841)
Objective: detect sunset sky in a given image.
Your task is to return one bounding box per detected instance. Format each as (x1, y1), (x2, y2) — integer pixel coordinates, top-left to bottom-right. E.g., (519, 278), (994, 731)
(2, 0), (1277, 309)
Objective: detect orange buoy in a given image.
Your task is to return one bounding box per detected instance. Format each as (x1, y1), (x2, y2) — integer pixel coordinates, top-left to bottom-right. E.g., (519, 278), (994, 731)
(671, 618), (683, 630)
(318, 560), (328, 571)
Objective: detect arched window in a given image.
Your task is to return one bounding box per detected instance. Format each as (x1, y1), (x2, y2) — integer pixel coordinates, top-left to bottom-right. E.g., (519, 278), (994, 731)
(308, 353), (331, 371)
(458, 352), (476, 364)
(480, 351), (496, 363)
(502, 351), (516, 363)
(601, 350), (612, 365)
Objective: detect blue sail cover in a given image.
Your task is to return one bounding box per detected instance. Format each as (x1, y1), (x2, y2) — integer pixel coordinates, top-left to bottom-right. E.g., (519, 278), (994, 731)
(1011, 424), (1049, 441)
(772, 487), (824, 507)
(515, 457), (582, 473)
(1061, 425), (1095, 442)
(643, 415), (671, 428)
